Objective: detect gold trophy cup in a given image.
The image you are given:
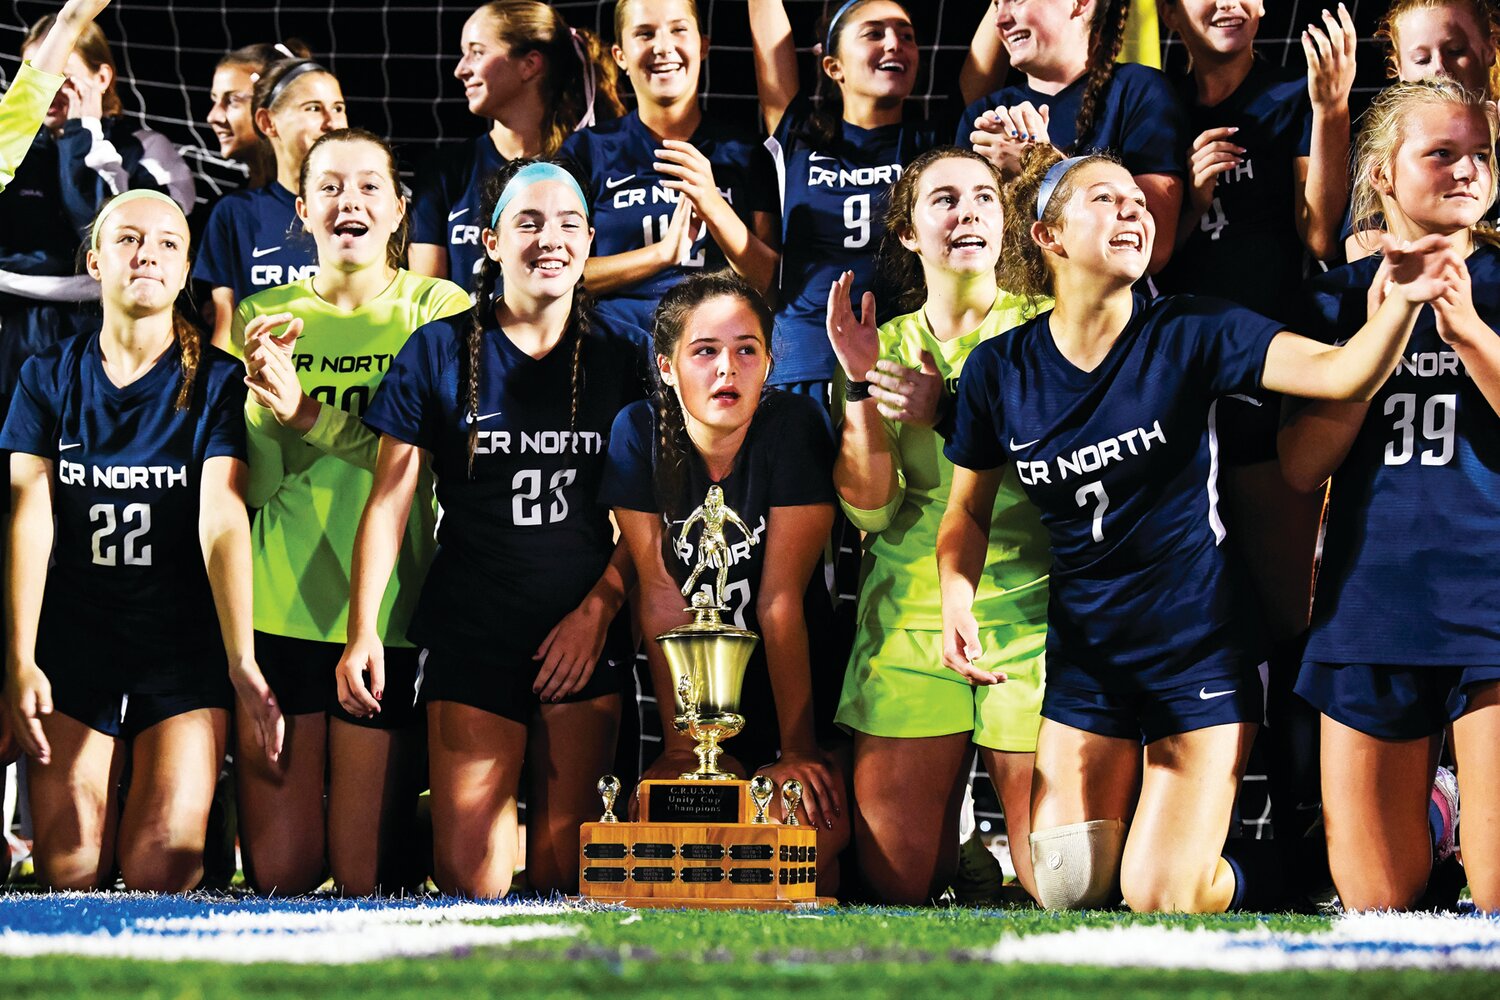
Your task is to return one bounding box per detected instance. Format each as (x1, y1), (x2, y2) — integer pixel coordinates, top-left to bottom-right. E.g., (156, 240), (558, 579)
(576, 486), (830, 909)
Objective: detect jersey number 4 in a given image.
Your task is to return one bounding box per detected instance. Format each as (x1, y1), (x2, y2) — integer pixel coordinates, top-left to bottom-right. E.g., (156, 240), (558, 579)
(89, 502), (152, 566)
(1384, 393), (1456, 467)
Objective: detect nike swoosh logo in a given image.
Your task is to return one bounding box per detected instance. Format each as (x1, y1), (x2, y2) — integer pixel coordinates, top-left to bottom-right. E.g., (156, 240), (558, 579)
(809, 153), (836, 163)
(447, 207), (469, 221)
(475, 411), (503, 423)
(1198, 687), (1236, 700)
(1009, 438), (1040, 450)
(251, 246), (281, 258)
(58, 442), (82, 451)
(605, 174), (636, 190)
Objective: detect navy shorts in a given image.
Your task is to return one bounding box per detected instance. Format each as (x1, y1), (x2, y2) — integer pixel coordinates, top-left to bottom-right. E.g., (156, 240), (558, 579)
(418, 642), (628, 724)
(51, 676), (233, 739)
(254, 631), (422, 730)
(1296, 662), (1500, 740)
(1042, 664), (1267, 745)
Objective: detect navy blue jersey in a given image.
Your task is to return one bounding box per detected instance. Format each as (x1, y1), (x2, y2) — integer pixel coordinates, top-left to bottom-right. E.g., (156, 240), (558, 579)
(559, 111), (780, 347)
(945, 295), (1283, 690)
(191, 183), (318, 303)
(408, 135), (509, 293)
(0, 335), (247, 692)
(600, 391), (839, 751)
(1156, 60), (1313, 321)
(767, 92), (943, 385)
(957, 63), (1187, 178)
(363, 311), (646, 656)
(1302, 247), (1500, 665)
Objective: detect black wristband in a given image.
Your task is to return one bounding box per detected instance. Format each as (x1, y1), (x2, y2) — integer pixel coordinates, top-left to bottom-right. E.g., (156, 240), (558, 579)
(845, 380), (873, 402)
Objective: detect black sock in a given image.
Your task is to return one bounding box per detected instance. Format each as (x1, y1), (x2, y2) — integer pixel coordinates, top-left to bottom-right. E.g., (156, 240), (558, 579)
(1223, 837), (1291, 912)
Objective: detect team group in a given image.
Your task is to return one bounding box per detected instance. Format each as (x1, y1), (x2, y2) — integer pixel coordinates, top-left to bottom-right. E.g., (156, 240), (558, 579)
(0, 0), (1495, 916)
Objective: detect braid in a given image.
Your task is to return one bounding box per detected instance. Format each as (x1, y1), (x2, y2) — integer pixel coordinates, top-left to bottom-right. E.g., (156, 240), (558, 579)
(651, 382), (692, 524)
(465, 262), (501, 479)
(1073, 0), (1131, 152)
(568, 283), (590, 437)
(172, 311), (202, 411)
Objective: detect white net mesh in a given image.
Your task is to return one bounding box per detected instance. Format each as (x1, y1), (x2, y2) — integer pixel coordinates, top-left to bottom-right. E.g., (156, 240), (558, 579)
(1, 1), (1392, 218)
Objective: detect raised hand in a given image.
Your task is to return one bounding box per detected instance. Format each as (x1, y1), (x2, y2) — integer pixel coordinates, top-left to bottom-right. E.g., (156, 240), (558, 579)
(826, 269), (879, 383)
(655, 140), (730, 222)
(1382, 233), (1462, 304)
(242, 312), (317, 431)
(1304, 5), (1357, 114)
(865, 351), (944, 426)
(1432, 255), (1483, 346)
(1187, 126), (1243, 216)
(969, 102), (1051, 177)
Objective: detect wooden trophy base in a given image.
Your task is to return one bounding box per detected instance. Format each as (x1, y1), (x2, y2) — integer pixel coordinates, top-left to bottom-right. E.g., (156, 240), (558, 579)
(577, 779), (835, 910)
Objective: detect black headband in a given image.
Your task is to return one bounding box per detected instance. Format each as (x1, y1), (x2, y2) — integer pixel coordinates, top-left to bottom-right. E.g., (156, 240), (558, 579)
(265, 61), (330, 110)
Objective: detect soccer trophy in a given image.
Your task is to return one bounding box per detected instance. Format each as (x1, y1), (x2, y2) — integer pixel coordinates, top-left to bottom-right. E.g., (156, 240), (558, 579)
(578, 486), (828, 909)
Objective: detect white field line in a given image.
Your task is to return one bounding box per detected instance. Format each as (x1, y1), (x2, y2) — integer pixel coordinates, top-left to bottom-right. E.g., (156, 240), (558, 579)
(0, 896), (581, 963)
(986, 912), (1500, 972)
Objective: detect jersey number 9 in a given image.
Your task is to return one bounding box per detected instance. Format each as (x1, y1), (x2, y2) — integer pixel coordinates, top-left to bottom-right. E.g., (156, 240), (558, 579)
(843, 194), (871, 249)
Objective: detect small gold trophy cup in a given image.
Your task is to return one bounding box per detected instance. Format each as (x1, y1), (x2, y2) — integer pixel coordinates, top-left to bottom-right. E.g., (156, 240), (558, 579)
(576, 486), (830, 909)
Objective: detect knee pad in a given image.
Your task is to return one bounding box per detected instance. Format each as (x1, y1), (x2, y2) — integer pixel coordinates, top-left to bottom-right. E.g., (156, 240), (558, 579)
(1029, 819), (1125, 910)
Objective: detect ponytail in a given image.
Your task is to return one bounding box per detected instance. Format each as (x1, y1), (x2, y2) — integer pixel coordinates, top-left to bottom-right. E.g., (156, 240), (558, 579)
(1073, 0), (1131, 152)
(171, 310), (202, 411)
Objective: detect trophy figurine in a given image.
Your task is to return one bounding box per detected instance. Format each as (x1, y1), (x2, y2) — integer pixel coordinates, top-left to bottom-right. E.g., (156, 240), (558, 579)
(657, 485), (759, 781)
(575, 486), (831, 909)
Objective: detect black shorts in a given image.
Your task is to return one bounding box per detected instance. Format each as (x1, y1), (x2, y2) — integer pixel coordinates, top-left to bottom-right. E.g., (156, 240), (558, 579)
(1042, 662), (1267, 745)
(254, 631), (422, 730)
(418, 642), (628, 723)
(1296, 661), (1500, 740)
(51, 675), (233, 739)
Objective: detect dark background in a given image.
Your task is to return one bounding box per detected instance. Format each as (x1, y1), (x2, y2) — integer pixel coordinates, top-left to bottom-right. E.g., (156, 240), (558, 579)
(2, 1), (1394, 214)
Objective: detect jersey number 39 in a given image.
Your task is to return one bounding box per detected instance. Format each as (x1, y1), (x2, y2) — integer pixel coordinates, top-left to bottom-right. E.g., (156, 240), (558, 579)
(1384, 393), (1456, 467)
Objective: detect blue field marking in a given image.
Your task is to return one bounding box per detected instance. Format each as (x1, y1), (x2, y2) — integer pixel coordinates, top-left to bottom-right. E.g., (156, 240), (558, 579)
(986, 912), (1500, 972)
(0, 893), (580, 962)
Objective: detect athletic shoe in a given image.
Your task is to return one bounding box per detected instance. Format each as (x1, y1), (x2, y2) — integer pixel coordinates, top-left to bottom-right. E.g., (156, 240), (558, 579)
(1431, 765), (1460, 864)
(951, 830), (1004, 905)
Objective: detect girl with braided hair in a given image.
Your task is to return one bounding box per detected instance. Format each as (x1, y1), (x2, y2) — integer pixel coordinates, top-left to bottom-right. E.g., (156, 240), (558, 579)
(408, 1), (624, 291)
(1, 190), (281, 891)
(601, 270), (850, 895)
(958, 0), (1188, 274)
(349, 159), (643, 898)
(230, 128), (469, 896)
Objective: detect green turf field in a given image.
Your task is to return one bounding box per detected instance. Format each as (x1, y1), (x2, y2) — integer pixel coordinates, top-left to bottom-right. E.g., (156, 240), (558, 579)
(2, 904), (1493, 1000)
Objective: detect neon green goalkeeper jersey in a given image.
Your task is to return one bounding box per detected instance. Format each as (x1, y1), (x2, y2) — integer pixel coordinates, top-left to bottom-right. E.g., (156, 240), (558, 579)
(838, 292), (1053, 630)
(232, 270), (470, 645)
(0, 62), (64, 193)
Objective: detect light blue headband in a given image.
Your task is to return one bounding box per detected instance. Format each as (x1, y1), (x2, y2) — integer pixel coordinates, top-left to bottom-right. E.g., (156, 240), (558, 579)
(489, 163), (590, 228)
(825, 0), (863, 56)
(1036, 156), (1089, 221)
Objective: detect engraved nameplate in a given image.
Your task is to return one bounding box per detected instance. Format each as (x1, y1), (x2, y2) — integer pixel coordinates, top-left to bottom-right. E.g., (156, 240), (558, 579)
(583, 866), (627, 883)
(633, 842), (676, 860)
(680, 843), (725, 861)
(679, 866), (726, 883)
(583, 843), (628, 860)
(729, 844), (773, 861)
(631, 866), (676, 883)
(644, 783), (742, 823)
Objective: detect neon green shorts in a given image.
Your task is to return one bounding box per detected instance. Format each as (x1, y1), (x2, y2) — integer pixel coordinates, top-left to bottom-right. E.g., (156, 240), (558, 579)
(834, 620), (1047, 752)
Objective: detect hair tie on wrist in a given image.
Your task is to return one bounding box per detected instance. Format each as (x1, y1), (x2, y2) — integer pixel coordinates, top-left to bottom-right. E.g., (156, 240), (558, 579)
(845, 380), (873, 402)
